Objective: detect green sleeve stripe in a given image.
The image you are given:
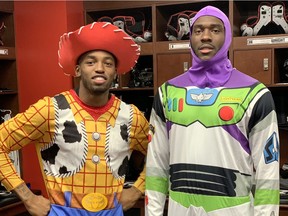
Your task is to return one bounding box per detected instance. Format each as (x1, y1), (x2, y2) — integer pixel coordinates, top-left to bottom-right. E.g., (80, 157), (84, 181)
(146, 176), (169, 194)
(254, 189), (280, 206)
(170, 190), (251, 212)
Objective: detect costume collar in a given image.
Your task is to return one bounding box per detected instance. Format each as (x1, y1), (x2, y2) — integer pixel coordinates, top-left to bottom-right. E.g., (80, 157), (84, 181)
(69, 89), (118, 127)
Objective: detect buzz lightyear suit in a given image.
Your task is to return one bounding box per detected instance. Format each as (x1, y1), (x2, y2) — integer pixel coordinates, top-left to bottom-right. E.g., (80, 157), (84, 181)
(145, 6), (279, 216)
(0, 22), (149, 215)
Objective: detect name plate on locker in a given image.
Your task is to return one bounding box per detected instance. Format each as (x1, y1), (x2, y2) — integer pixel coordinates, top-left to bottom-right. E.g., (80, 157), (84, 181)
(247, 36), (288, 45)
(169, 42), (190, 50)
(0, 49), (8, 55)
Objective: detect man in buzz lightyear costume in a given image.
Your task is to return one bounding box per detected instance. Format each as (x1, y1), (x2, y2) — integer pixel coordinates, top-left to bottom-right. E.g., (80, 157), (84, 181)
(145, 5), (279, 216)
(0, 22), (149, 215)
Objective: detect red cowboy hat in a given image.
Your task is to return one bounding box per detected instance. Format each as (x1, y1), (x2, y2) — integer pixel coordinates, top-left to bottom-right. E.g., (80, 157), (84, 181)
(58, 22), (140, 76)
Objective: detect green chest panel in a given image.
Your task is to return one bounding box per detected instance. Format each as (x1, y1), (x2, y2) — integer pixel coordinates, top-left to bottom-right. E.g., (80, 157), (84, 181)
(162, 84), (264, 127)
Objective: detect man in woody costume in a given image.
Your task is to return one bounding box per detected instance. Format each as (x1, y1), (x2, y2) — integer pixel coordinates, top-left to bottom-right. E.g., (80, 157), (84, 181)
(0, 22), (149, 215)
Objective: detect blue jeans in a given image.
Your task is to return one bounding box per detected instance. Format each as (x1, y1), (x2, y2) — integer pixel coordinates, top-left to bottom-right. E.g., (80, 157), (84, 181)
(48, 192), (123, 216)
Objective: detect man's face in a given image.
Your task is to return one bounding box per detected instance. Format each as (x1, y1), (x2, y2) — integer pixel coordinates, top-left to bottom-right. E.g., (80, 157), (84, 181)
(190, 16), (225, 60)
(75, 50), (117, 95)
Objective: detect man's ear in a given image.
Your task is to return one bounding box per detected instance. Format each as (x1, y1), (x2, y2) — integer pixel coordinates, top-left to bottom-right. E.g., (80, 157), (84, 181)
(75, 65), (81, 77)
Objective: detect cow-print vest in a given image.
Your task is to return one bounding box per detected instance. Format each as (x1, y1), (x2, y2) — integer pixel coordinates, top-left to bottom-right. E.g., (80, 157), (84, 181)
(41, 93), (133, 180)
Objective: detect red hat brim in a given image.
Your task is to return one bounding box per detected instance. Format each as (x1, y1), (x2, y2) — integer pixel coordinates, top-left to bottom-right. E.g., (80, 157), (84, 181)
(58, 22), (140, 76)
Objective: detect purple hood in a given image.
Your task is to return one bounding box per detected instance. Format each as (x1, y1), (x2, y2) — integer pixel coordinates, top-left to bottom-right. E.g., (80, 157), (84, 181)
(187, 6), (233, 88)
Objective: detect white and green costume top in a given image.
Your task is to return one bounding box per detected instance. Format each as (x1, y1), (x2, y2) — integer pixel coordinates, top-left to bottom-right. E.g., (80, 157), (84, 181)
(145, 6), (279, 216)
